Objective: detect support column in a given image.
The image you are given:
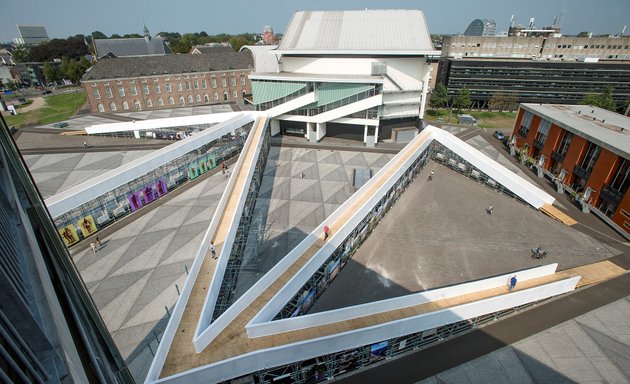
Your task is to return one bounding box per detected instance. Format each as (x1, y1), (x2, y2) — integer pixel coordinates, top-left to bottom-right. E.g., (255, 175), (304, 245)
(374, 125), (379, 143)
(270, 119), (280, 136)
(363, 125), (369, 143)
(307, 122), (316, 142)
(419, 70), (430, 119)
(316, 122), (326, 142)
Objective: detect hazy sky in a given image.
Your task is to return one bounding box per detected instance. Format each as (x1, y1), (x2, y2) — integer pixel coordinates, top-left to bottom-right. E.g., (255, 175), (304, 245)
(1, 0), (629, 42)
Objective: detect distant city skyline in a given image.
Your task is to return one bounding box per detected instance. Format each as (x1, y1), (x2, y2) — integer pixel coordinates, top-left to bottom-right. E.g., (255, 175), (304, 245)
(1, 0), (629, 43)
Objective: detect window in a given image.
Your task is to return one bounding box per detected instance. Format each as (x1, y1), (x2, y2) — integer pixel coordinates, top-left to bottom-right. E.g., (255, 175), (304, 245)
(610, 159), (630, 194)
(122, 101), (129, 110)
(240, 75), (246, 86)
(118, 87), (125, 97)
(131, 85), (138, 95)
(93, 89), (100, 99)
(155, 84), (161, 93)
(187, 95), (193, 103)
(202, 79), (207, 89)
(579, 142), (601, 173)
(195, 94), (201, 102)
(232, 90), (237, 98)
(185, 81), (191, 91)
(97, 103), (105, 112)
(211, 78), (217, 88)
(223, 91), (228, 101)
(214, 92), (218, 100)
(193, 80), (199, 90)
(230, 77), (236, 87)
(534, 119), (551, 147)
(177, 82), (183, 92)
(105, 88), (113, 98)
(556, 130), (573, 157)
(518, 111), (533, 137)
(179, 96), (185, 106)
(165, 82), (172, 92)
(204, 94), (209, 102)
(221, 78), (227, 87)
(168, 96), (174, 105)
(109, 102), (117, 112)
(143, 84), (150, 94)
(157, 97), (164, 106)
(146, 99), (153, 108)
(134, 100), (141, 111)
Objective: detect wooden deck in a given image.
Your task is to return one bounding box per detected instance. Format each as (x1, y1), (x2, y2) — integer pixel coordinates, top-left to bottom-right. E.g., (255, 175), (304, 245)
(541, 203), (578, 226)
(158, 126), (625, 378)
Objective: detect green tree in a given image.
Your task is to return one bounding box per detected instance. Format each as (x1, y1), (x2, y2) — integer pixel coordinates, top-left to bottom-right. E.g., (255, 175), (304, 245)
(453, 87), (472, 113)
(170, 40), (192, 53)
(429, 83), (449, 109)
(43, 62), (60, 84)
(91, 31), (108, 39)
(229, 36), (248, 51)
(576, 31), (590, 37)
(11, 48), (29, 63)
(580, 86), (618, 112)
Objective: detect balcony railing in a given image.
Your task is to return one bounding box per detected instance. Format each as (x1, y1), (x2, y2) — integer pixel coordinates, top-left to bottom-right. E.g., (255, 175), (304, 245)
(517, 127), (529, 138)
(533, 139), (546, 150)
(573, 164), (591, 181)
(551, 150), (565, 164)
(600, 184), (624, 204)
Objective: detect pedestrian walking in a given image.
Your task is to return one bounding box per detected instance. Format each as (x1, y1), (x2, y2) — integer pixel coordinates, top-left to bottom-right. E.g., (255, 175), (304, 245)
(90, 241), (97, 254)
(95, 235), (102, 247)
(210, 242), (216, 259)
(508, 275), (517, 292)
(487, 205), (494, 215)
(300, 171), (304, 179)
(429, 169), (435, 181)
(83, 141), (88, 149)
(224, 170), (230, 178)
(323, 225), (330, 241)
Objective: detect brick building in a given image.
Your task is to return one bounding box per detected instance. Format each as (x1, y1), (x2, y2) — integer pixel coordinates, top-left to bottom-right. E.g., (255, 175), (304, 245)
(82, 51), (253, 113)
(511, 103), (630, 234)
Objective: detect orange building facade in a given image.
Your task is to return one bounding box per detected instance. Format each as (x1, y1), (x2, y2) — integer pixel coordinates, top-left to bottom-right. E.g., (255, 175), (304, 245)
(511, 104), (630, 235)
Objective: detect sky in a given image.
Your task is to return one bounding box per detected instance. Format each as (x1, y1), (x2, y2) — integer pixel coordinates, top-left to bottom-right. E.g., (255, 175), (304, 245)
(1, 0), (629, 43)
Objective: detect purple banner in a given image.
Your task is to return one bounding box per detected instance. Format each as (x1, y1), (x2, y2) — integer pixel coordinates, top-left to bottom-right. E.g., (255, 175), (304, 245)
(143, 185), (155, 204)
(155, 178), (168, 197)
(129, 192), (143, 211)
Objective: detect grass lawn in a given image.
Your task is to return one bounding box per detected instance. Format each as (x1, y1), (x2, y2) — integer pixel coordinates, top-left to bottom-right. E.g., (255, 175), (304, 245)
(4, 92), (87, 128)
(425, 109), (517, 129)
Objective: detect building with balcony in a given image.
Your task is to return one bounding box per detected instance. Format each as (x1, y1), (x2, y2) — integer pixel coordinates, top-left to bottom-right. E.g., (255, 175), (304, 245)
(82, 51), (253, 113)
(249, 9), (440, 145)
(511, 103), (630, 234)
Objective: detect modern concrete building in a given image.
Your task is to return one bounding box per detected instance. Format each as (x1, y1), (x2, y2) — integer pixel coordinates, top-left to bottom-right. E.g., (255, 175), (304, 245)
(81, 51), (253, 113)
(511, 103), (630, 235)
(250, 10), (440, 145)
(463, 19), (496, 37)
(13, 25), (49, 46)
(0, 115), (133, 382)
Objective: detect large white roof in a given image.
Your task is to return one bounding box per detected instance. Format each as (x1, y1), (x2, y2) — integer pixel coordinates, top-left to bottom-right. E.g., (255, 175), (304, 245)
(275, 10), (439, 55)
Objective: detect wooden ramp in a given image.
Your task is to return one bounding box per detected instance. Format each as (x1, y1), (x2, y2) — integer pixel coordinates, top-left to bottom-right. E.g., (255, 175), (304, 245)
(541, 203), (578, 226)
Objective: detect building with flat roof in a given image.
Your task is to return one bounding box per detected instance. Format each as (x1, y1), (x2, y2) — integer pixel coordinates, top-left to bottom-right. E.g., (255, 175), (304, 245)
(463, 19), (496, 36)
(13, 25), (49, 46)
(511, 103), (630, 235)
(81, 51), (253, 113)
(250, 9), (440, 145)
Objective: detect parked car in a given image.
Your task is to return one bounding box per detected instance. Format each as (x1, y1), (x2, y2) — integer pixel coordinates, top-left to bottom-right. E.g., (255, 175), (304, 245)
(42, 89), (52, 95)
(493, 130), (505, 140)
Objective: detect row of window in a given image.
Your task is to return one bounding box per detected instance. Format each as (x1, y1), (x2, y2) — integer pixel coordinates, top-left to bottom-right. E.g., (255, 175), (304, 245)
(92, 76), (246, 99)
(95, 90), (243, 112)
(557, 44), (629, 50)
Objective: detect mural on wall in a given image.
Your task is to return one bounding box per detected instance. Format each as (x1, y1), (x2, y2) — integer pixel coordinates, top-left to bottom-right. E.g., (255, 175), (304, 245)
(77, 215), (97, 238)
(143, 185), (155, 204)
(188, 161), (200, 180)
(59, 225), (79, 246)
(155, 178), (168, 197)
(129, 192), (143, 212)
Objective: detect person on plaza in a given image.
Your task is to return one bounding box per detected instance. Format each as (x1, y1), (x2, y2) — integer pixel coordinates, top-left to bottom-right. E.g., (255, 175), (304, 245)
(508, 275), (517, 292)
(90, 241), (97, 254)
(487, 205), (494, 215)
(95, 235), (102, 247)
(323, 225), (330, 241)
(83, 141), (88, 149)
(210, 242), (217, 259)
(429, 169), (435, 181)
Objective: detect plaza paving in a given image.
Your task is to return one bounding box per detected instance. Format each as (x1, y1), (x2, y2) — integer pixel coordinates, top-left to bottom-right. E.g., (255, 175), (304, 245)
(21, 121), (630, 383)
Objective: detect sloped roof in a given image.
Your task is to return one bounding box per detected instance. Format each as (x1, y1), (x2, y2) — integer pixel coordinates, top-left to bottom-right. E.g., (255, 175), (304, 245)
(275, 10), (438, 55)
(240, 45), (279, 72)
(83, 52), (253, 81)
(191, 46), (234, 55)
(94, 37), (171, 58)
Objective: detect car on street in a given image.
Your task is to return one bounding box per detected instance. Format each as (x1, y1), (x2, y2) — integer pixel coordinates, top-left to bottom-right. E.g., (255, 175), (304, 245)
(42, 89), (52, 94)
(493, 130), (505, 140)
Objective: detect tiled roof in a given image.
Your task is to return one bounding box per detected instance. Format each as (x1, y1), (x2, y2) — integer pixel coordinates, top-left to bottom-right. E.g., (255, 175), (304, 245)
(82, 52), (254, 81)
(94, 37), (171, 58)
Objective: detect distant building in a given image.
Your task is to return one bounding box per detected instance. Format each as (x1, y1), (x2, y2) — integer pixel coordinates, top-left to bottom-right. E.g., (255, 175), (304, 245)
(93, 25), (171, 59)
(12, 61), (61, 87)
(463, 19), (496, 36)
(13, 25), (49, 46)
(262, 25), (275, 44)
(82, 51), (253, 113)
(0, 48), (13, 65)
(511, 104), (630, 234)
(189, 45), (234, 55)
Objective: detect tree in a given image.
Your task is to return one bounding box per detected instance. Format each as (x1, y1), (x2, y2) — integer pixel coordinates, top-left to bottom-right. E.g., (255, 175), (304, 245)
(229, 36), (248, 51)
(489, 91), (519, 112)
(580, 86), (618, 112)
(11, 48), (29, 63)
(429, 83), (448, 109)
(453, 87), (472, 113)
(576, 31), (590, 37)
(43, 62), (60, 84)
(91, 31), (108, 39)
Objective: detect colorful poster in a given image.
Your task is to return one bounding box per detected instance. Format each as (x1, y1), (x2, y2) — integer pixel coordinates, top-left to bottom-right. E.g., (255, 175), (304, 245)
(326, 259), (341, 281)
(369, 341), (389, 362)
(59, 225), (79, 246)
(199, 158), (208, 174)
(143, 185), (155, 204)
(155, 178), (168, 197)
(188, 161), (199, 180)
(77, 215), (97, 238)
(129, 192), (143, 212)
(207, 156), (216, 169)
(299, 289), (317, 314)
